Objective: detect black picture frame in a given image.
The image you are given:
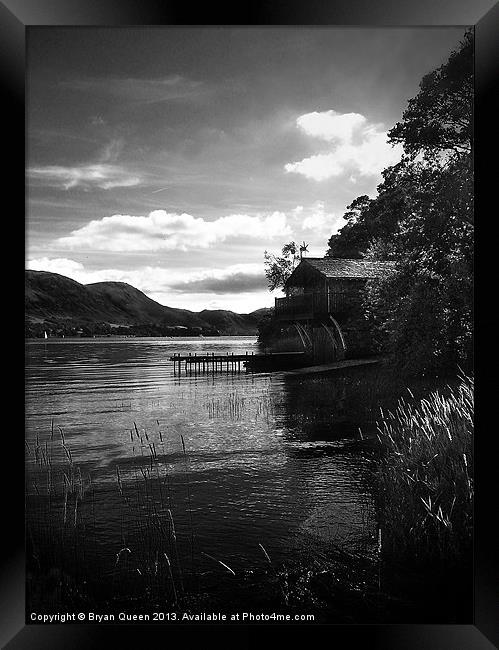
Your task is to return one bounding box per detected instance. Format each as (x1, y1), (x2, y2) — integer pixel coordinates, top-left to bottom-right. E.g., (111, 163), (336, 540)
(5, 0), (498, 647)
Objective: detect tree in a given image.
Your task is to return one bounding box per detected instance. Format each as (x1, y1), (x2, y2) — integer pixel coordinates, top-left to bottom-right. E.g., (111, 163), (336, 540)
(387, 30), (473, 161)
(361, 31), (473, 373)
(326, 172), (412, 259)
(327, 195), (371, 258)
(264, 241), (300, 291)
(363, 157), (473, 369)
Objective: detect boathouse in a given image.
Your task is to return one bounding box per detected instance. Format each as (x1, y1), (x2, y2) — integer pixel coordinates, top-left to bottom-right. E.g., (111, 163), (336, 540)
(274, 257), (396, 362)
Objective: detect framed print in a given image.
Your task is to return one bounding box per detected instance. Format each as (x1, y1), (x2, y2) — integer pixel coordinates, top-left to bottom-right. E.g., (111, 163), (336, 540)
(3, 0), (498, 647)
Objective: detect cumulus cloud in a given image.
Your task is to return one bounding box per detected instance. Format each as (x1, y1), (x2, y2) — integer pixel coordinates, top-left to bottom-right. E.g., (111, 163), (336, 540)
(26, 257), (86, 277)
(55, 209), (291, 252)
(27, 258), (133, 286)
(285, 109), (403, 181)
(296, 111), (366, 143)
(299, 201), (342, 236)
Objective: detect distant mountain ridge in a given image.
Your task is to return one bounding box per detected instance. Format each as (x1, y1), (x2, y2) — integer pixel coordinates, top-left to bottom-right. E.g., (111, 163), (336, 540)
(25, 270), (271, 337)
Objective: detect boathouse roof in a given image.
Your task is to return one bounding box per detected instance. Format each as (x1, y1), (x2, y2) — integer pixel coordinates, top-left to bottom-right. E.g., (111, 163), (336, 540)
(287, 257), (396, 283)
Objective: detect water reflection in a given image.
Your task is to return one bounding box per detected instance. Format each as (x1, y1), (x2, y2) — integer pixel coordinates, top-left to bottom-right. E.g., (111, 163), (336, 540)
(276, 370), (384, 442)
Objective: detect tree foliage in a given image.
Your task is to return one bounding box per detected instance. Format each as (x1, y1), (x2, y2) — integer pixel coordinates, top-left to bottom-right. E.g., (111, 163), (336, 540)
(387, 30), (473, 161)
(327, 173), (410, 259)
(264, 241), (300, 291)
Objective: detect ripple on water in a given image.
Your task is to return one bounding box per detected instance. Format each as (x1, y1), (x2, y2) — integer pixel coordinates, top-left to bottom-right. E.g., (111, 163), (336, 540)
(25, 337), (376, 567)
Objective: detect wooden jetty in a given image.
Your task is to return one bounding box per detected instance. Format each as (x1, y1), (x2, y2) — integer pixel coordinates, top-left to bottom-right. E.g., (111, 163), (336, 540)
(170, 351), (306, 375)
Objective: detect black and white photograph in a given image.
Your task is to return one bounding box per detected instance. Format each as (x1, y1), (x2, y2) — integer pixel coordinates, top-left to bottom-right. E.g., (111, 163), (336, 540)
(22, 21), (477, 631)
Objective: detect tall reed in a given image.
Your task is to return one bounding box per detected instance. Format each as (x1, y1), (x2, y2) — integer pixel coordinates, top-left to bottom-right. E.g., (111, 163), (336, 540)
(26, 419), (196, 611)
(375, 374), (473, 565)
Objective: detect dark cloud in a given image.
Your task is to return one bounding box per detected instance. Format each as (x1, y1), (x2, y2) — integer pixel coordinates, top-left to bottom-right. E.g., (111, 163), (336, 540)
(169, 272), (267, 294)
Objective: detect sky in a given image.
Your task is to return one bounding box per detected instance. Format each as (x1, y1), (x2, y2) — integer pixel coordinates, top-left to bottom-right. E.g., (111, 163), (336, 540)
(26, 27), (467, 313)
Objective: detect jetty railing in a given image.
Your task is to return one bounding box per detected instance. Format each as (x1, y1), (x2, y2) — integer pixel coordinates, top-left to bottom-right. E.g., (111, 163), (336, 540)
(171, 351), (254, 375)
(170, 351), (306, 375)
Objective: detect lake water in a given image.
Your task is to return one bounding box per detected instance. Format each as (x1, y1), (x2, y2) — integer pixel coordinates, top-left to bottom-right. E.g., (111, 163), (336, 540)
(25, 336), (381, 610)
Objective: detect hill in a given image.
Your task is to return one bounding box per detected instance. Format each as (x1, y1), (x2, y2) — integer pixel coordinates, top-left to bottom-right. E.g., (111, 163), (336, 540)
(85, 281), (206, 327)
(25, 270), (271, 337)
(198, 309), (263, 336)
